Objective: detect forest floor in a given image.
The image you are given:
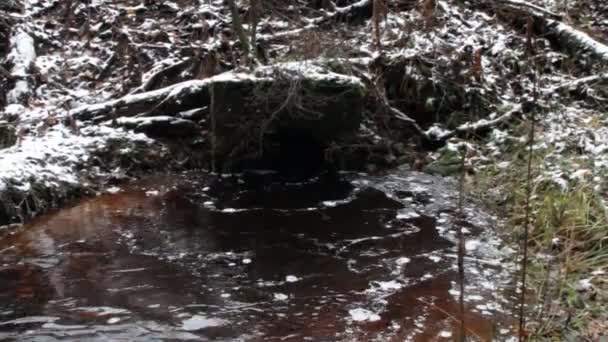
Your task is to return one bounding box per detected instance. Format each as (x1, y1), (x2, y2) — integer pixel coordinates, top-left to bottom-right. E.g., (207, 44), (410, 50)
(1, 0), (608, 340)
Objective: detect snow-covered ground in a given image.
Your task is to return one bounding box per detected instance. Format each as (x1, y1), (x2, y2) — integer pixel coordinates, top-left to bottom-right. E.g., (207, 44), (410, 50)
(1, 0), (607, 229)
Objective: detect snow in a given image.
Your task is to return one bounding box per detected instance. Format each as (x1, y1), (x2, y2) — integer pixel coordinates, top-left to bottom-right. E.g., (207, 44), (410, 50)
(465, 239), (481, 252)
(7, 29), (36, 77)
(395, 257), (410, 266)
(576, 278), (593, 292)
(285, 275), (299, 283)
(439, 330), (452, 338)
(0, 123), (155, 213)
(549, 20), (608, 63)
(372, 280), (402, 291)
(0, 316), (60, 326)
(180, 315), (227, 331)
(348, 308), (381, 322)
(273, 293), (288, 301)
(6, 28), (36, 104)
(106, 317), (121, 324)
(396, 209), (420, 219)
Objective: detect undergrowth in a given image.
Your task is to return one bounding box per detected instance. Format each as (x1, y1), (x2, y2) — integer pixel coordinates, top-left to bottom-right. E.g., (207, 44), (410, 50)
(473, 130), (608, 341)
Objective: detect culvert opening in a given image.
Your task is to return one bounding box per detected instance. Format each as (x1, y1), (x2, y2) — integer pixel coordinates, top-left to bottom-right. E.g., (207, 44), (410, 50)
(240, 129), (329, 176)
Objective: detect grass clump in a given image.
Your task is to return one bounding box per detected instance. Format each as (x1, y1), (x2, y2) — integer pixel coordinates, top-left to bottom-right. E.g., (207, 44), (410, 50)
(473, 138), (608, 341)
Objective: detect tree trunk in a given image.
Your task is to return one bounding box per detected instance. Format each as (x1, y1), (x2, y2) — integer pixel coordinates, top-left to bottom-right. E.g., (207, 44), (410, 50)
(226, 0), (252, 65)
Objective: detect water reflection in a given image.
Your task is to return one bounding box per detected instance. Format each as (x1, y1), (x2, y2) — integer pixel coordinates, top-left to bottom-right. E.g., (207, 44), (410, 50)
(0, 171), (516, 341)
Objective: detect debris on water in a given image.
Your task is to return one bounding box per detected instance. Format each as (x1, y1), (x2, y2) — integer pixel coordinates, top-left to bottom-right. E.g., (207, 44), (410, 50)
(428, 255), (442, 262)
(106, 186), (122, 194)
(0, 171), (515, 340)
(348, 308), (381, 322)
(107, 317), (121, 324)
(439, 330), (453, 338)
(369, 280), (403, 292)
(273, 293), (288, 301)
(180, 315), (227, 331)
(285, 275), (299, 283)
(395, 257), (410, 265)
(322, 200), (339, 207)
(396, 209), (420, 220)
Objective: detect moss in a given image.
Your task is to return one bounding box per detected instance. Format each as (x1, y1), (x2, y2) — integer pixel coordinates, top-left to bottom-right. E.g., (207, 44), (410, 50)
(0, 123), (17, 149)
(423, 147), (463, 176)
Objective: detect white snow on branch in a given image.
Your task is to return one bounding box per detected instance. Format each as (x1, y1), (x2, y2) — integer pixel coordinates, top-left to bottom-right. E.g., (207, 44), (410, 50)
(544, 73), (608, 94)
(70, 62), (364, 120)
(547, 20), (608, 64)
(427, 104), (522, 141)
(6, 28), (36, 104)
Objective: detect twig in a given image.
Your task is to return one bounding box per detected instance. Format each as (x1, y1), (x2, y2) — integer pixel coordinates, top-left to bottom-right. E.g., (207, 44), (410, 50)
(543, 73), (608, 94)
(519, 55), (539, 342)
(258, 0), (373, 44)
(490, 0), (561, 20)
(457, 142), (467, 342)
(430, 104), (522, 141)
(130, 58), (192, 94)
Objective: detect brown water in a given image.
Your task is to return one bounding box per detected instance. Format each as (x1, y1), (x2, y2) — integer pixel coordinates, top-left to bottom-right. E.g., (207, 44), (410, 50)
(0, 170), (518, 341)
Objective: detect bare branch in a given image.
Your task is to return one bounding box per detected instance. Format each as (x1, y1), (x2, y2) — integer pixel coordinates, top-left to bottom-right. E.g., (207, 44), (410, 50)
(429, 104), (523, 141)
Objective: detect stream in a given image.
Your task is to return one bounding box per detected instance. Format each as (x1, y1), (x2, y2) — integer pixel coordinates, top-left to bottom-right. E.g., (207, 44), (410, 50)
(0, 169), (518, 341)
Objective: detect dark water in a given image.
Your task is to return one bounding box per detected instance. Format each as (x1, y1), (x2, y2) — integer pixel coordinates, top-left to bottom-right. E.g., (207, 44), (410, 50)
(0, 170), (518, 341)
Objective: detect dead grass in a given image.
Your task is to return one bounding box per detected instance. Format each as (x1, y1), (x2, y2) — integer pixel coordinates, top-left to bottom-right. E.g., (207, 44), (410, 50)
(472, 134), (608, 341)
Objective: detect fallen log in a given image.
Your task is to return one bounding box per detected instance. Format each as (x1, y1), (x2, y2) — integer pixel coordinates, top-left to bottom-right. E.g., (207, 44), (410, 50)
(71, 63), (365, 166)
(483, 0), (608, 65)
(427, 104), (522, 141)
(259, 0), (372, 44)
(545, 20), (608, 65)
(130, 58), (193, 94)
(544, 73), (608, 95)
(309, 0), (372, 25)
(5, 27), (36, 105)
(492, 0), (561, 20)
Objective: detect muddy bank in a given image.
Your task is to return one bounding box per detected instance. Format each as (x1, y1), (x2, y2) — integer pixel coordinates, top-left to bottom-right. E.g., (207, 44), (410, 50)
(0, 170), (518, 341)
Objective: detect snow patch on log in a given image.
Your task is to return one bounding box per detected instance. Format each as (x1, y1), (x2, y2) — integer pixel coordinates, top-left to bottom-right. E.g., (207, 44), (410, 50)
(547, 20), (608, 64)
(6, 27), (36, 104)
(426, 104), (523, 141)
(308, 0), (372, 25)
(70, 62), (365, 121)
(544, 73), (608, 94)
